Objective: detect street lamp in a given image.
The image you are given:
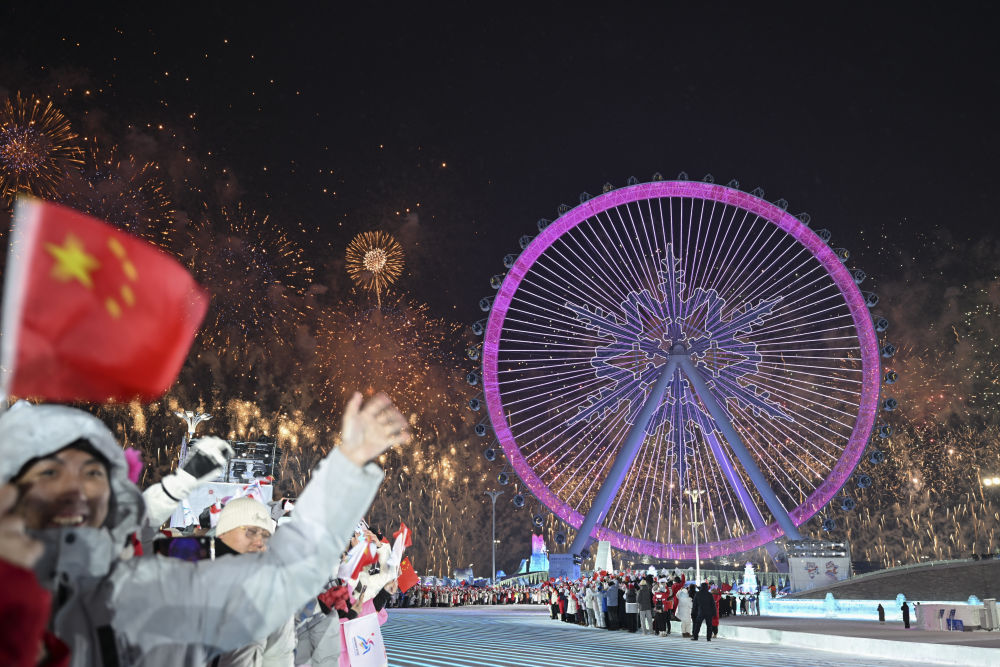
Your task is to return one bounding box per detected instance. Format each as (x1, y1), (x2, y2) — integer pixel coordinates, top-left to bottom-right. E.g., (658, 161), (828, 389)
(982, 475), (1000, 487)
(175, 410), (212, 466)
(684, 488), (706, 583)
(485, 490), (504, 584)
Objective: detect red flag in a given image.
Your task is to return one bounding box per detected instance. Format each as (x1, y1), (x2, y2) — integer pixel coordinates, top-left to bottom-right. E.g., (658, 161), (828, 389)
(1, 198), (208, 401)
(392, 521), (413, 549)
(397, 557), (419, 593)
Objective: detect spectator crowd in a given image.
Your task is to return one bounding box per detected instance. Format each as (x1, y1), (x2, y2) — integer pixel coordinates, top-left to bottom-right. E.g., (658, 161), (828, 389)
(0, 393), (413, 667)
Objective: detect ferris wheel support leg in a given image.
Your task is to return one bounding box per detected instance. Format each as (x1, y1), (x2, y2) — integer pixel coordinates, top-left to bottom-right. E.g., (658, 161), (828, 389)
(677, 356), (803, 541)
(567, 358), (679, 558)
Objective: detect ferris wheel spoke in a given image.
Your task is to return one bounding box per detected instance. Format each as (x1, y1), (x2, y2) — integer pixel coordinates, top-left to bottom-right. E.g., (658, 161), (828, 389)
(754, 288), (850, 333)
(724, 409), (816, 514)
(612, 405), (673, 539)
(504, 294), (596, 334)
(531, 250), (633, 317)
(724, 236), (812, 311)
(752, 310), (856, 346)
(585, 211), (657, 302)
(534, 395), (632, 473)
(499, 328), (606, 346)
(557, 227), (646, 308)
(688, 433), (721, 544)
(609, 418), (663, 540)
(514, 280), (612, 326)
(739, 253), (830, 309)
(707, 358), (862, 425)
(687, 199), (731, 308)
(703, 206), (768, 297)
(516, 266), (627, 320)
(498, 367), (607, 399)
(647, 419), (674, 540)
(750, 365), (862, 386)
(753, 328), (859, 348)
(747, 365), (863, 403)
(551, 409), (632, 501)
(617, 203), (667, 319)
(693, 409), (769, 535)
(754, 359), (863, 377)
(537, 231), (634, 302)
(711, 214), (783, 302)
(678, 198), (714, 323)
(598, 208), (663, 311)
(510, 394), (617, 456)
(695, 415), (777, 541)
(725, 245), (824, 316)
(718, 372), (859, 442)
(677, 198), (707, 325)
(677, 355), (803, 539)
(701, 207), (757, 302)
(727, 399), (837, 489)
(689, 410), (744, 542)
(733, 408), (836, 481)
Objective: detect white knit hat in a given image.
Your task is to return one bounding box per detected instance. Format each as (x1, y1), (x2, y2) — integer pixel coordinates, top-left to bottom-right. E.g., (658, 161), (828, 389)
(215, 497), (275, 536)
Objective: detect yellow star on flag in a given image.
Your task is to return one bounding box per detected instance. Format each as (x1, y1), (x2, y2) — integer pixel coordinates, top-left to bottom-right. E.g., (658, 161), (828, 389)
(45, 234), (101, 289)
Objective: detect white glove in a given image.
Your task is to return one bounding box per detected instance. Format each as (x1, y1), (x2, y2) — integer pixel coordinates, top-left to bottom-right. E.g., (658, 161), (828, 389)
(143, 437), (234, 527)
(180, 436), (235, 482)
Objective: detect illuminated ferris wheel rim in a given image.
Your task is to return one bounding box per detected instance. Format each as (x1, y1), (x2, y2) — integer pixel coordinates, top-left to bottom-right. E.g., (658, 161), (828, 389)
(481, 180), (882, 558)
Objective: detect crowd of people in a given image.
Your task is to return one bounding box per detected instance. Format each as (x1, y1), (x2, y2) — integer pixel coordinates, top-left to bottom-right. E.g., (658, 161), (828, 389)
(395, 571), (765, 643)
(0, 393), (412, 667)
(399, 584), (536, 607)
(0, 390), (784, 667)
(535, 571), (764, 641)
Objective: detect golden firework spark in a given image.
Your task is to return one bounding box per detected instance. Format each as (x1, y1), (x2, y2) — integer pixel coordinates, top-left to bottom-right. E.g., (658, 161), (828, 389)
(188, 202), (314, 361)
(345, 230), (404, 306)
(56, 140), (174, 249)
(0, 92), (83, 205)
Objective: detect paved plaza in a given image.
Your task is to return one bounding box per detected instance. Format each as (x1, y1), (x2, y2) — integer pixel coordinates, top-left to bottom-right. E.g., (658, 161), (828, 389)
(379, 605), (944, 667)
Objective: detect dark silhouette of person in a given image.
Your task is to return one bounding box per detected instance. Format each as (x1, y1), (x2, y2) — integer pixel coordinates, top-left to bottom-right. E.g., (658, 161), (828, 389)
(691, 583), (717, 642)
(901, 601), (911, 629)
(877, 603), (885, 624)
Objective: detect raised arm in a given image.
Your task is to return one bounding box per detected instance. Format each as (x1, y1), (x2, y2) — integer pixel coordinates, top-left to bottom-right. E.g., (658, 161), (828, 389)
(110, 393), (410, 656)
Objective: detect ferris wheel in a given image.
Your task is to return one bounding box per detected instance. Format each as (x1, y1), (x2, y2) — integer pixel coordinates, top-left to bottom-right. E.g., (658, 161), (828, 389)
(473, 175), (895, 561)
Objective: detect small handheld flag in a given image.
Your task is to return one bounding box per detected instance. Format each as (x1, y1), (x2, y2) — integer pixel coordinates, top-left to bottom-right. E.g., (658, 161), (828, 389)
(1, 198), (208, 402)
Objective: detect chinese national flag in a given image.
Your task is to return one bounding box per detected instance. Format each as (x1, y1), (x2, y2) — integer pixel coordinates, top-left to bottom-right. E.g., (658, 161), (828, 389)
(392, 521), (413, 549)
(1, 198), (208, 401)
(397, 557), (419, 593)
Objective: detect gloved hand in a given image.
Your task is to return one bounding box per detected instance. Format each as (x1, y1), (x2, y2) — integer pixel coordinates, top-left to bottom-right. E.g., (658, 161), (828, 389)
(180, 436), (235, 482)
(143, 437), (234, 527)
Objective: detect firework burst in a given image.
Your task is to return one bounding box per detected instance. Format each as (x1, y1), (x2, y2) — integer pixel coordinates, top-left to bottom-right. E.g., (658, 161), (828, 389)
(346, 230), (404, 306)
(55, 140), (174, 249)
(0, 92), (83, 205)
(188, 202), (314, 361)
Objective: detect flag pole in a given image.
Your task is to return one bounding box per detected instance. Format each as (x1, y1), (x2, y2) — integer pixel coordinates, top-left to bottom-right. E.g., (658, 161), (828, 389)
(0, 197), (42, 410)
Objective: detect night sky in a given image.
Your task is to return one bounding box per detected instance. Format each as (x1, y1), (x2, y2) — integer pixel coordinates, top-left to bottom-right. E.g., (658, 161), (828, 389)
(3, 4), (1000, 574)
(4, 4), (998, 317)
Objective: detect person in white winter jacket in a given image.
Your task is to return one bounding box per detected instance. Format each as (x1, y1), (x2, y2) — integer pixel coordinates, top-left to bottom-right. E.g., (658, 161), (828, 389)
(0, 393), (409, 667)
(582, 586), (595, 626)
(589, 584), (605, 628)
(675, 587), (693, 637)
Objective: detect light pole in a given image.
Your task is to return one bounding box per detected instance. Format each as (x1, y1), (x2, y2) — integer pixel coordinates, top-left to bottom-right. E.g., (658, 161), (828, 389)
(485, 490), (504, 583)
(175, 410), (212, 467)
(685, 488), (706, 583)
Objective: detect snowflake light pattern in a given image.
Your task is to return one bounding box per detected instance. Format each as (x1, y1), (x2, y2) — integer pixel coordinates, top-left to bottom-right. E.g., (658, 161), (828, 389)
(566, 244), (791, 477)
